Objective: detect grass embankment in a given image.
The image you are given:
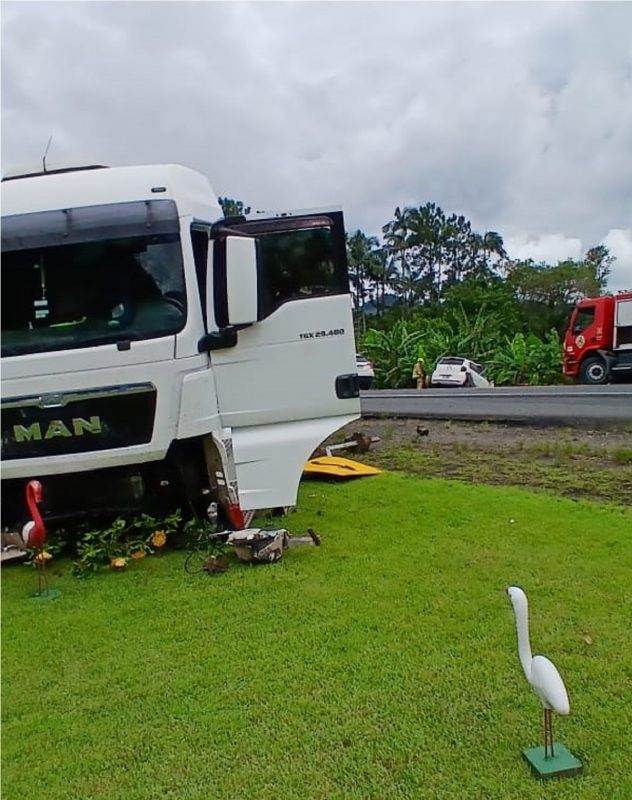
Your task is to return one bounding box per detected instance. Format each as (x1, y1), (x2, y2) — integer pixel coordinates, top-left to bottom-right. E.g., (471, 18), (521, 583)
(356, 421), (632, 506)
(2, 476), (631, 800)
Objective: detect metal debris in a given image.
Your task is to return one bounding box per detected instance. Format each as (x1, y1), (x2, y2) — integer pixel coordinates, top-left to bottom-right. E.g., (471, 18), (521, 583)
(226, 526), (321, 563)
(313, 431), (380, 458)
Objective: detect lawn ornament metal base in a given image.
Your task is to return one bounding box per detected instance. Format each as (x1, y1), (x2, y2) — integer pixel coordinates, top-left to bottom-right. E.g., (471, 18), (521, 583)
(31, 587), (62, 602)
(522, 743), (583, 779)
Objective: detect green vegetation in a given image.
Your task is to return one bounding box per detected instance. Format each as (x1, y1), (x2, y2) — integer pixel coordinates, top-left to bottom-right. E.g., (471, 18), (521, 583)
(613, 447), (632, 465)
(362, 315), (564, 387)
(3, 476), (631, 799)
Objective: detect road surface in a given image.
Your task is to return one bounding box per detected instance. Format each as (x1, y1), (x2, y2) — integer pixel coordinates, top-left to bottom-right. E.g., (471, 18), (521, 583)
(360, 385), (632, 425)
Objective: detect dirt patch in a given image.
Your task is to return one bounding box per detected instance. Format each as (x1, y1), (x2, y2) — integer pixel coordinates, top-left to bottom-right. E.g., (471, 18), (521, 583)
(330, 418), (632, 507)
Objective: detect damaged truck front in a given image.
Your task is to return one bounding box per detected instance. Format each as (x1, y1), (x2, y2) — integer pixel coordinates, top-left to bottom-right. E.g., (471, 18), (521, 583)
(1, 163), (360, 533)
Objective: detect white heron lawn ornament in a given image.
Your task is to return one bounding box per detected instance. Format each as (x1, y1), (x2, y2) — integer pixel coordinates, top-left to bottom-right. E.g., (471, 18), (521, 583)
(506, 586), (582, 779)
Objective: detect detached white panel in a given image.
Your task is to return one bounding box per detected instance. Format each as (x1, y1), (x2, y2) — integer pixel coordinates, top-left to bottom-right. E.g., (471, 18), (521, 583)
(232, 414), (358, 510)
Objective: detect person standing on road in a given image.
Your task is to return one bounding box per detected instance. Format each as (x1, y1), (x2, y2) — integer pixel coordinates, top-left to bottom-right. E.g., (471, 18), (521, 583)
(412, 357), (427, 390)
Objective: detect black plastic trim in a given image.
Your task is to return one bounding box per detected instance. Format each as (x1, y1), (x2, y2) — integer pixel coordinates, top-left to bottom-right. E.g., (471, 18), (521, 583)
(335, 373), (360, 399)
(198, 328), (238, 352)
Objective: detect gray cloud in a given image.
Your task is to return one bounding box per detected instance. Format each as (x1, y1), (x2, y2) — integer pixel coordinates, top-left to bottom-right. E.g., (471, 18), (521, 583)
(2, 1), (631, 286)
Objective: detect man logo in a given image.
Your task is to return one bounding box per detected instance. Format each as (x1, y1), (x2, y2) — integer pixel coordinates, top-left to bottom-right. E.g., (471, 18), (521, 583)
(13, 416), (102, 442)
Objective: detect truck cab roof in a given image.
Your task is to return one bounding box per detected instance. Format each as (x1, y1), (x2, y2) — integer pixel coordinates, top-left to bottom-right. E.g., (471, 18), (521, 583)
(1, 163), (221, 223)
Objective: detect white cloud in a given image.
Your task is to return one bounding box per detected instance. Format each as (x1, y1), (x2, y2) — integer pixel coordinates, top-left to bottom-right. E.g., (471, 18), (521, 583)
(504, 233), (583, 265)
(1, 1), (631, 265)
(504, 228), (632, 294)
(603, 229), (632, 293)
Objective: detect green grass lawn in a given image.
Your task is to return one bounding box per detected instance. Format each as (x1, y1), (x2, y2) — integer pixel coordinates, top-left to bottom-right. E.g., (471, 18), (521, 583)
(2, 475), (631, 800)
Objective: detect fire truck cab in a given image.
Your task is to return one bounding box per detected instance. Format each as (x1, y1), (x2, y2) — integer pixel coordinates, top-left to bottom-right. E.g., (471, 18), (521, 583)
(563, 292), (632, 384)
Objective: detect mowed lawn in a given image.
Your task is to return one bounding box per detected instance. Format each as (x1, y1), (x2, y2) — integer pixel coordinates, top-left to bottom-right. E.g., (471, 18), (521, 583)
(2, 474), (631, 800)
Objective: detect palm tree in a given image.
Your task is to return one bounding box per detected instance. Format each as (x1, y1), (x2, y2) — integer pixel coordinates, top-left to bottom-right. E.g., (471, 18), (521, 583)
(347, 231), (380, 327)
(369, 249), (399, 316)
(482, 231), (507, 271)
(382, 206), (416, 309)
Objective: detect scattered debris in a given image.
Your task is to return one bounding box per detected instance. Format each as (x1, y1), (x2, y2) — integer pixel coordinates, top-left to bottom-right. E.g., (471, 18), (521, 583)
(314, 431), (380, 458)
(1, 531), (29, 564)
(308, 527), (321, 546)
(303, 456), (382, 479)
(287, 527), (322, 548)
(202, 554), (230, 575)
(226, 527), (323, 563)
(227, 528), (289, 563)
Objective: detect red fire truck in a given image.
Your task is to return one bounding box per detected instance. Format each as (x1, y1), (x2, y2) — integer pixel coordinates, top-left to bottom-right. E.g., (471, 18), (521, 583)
(563, 292), (632, 384)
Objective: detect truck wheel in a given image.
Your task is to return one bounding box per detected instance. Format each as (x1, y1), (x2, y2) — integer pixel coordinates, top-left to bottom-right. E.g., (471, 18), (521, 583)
(579, 356), (608, 385)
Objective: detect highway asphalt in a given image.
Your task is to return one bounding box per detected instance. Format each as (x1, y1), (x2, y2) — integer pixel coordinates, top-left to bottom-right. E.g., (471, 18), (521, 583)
(360, 385), (632, 425)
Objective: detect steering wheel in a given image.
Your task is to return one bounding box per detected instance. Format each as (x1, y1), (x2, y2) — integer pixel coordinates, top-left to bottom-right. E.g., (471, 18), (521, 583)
(163, 291), (185, 312)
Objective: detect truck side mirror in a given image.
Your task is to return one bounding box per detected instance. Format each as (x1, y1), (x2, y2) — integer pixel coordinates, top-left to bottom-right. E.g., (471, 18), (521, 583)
(225, 236), (260, 326)
(205, 232), (261, 344)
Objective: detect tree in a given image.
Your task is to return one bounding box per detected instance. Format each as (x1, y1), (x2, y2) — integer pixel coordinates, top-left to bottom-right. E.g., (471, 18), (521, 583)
(382, 206), (417, 309)
(218, 197), (251, 217)
(482, 231), (507, 268)
(442, 274), (521, 335)
(506, 256), (607, 336)
(366, 248), (399, 318)
(583, 244), (614, 289)
(346, 230), (380, 315)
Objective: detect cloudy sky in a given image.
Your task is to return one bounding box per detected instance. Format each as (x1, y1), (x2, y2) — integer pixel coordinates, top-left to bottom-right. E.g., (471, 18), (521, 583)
(2, 1), (632, 289)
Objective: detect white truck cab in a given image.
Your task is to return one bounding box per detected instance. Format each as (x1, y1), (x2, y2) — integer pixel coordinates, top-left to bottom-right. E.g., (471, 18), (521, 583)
(1, 163), (360, 529)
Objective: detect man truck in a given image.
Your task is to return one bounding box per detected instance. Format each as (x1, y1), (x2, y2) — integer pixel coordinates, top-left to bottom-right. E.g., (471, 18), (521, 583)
(1, 163), (361, 535)
(563, 291), (632, 384)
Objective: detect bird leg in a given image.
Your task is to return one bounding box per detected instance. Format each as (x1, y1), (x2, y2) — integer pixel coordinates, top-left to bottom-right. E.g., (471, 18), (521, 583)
(42, 557), (49, 596)
(36, 550), (43, 596)
(543, 708), (555, 759)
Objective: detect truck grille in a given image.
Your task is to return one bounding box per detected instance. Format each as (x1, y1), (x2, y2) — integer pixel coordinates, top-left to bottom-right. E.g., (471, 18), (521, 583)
(1, 383), (156, 460)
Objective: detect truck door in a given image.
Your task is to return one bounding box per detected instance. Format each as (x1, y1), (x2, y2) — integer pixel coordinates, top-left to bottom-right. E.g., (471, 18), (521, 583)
(204, 211), (361, 509)
(567, 302), (599, 351)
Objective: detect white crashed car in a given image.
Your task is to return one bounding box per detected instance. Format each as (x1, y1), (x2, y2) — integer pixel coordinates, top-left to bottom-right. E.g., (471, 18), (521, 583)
(430, 356), (493, 388)
(356, 353), (375, 389)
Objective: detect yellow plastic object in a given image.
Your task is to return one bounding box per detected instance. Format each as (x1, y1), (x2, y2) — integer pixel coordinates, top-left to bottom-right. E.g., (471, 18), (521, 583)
(303, 456), (382, 479)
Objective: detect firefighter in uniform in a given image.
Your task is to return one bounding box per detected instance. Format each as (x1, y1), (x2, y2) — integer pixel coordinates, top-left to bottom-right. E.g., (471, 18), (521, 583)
(412, 357), (427, 390)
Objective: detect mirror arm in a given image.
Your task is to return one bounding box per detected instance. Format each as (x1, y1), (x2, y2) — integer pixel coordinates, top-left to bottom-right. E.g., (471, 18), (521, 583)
(198, 328), (238, 352)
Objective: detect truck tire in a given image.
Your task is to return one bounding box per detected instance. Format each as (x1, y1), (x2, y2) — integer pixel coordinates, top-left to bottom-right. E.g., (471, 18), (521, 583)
(579, 356), (608, 385)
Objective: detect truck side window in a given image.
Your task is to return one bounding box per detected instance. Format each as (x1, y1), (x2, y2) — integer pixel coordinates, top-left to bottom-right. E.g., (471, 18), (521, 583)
(258, 226), (342, 314)
(217, 213), (348, 323)
(573, 306), (595, 334)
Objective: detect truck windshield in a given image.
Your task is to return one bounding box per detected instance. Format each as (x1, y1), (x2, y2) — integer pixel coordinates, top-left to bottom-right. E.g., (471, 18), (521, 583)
(1, 200), (186, 357)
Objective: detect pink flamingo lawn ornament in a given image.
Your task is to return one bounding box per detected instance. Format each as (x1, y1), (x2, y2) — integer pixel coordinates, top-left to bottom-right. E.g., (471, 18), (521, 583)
(22, 480), (50, 596)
